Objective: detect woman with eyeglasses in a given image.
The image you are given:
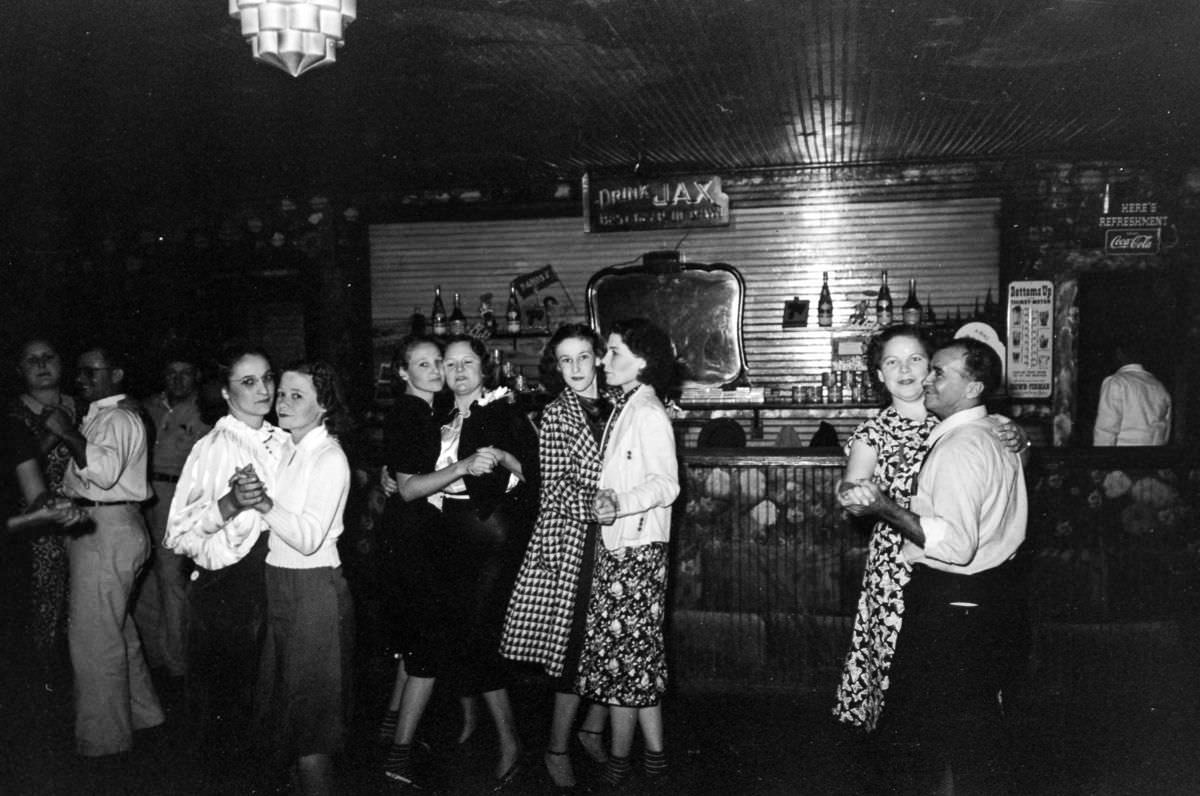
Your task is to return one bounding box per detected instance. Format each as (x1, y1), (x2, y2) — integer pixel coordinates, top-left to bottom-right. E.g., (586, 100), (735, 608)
(6, 337), (78, 691)
(164, 344), (291, 760)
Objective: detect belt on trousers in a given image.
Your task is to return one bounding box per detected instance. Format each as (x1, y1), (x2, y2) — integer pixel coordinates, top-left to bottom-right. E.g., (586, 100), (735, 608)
(72, 499), (139, 508)
(152, 472), (181, 484)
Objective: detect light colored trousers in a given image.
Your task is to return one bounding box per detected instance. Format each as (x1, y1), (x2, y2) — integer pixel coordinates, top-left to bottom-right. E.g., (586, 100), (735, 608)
(68, 503), (165, 756)
(134, 481), (189, 675)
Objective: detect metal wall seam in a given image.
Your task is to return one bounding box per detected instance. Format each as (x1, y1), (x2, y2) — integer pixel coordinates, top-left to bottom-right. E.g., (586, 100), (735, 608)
(370, 194), (1000, 389)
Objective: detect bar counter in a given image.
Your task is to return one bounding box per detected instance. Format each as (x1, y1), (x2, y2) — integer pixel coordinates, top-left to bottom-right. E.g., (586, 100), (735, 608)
(665, 444), (1200, 695)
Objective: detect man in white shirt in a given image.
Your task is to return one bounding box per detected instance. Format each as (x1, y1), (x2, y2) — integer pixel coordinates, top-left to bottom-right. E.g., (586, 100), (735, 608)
(841, 337), (1027, 793)
(1093, 344), (1171, 446)
(49, 347), (164, 757)
(134, 351), (210, 679)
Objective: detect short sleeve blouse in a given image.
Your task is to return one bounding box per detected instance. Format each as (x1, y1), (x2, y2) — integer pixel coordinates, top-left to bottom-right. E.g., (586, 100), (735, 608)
(845, 405), (937, 507)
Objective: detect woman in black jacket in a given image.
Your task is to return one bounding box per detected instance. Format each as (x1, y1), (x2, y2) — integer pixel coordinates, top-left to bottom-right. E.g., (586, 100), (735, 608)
(438, 335), (539, 788)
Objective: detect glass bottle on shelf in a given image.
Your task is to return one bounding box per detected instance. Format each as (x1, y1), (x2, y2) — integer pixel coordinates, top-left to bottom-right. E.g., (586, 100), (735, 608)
(505, 285), (522, 334)
(902, 278), (922, 326)
(449, 292), (467, 335)
(491, 348), (505, 387)
(875, 270), (893, 326)
(480, 295), (497, 336)
(409, 305), (427, 336)
(818, 271), (833, 327)
(925, 292), (936, 326)
(431, 285), (448, 336)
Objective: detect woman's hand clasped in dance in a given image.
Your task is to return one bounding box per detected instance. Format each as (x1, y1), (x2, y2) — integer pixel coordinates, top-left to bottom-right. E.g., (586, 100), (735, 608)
(837, 479), (888, 516)
(593, 488), (619, 525)
(229, 464), (272, 514)
(457, 448), (499, 477)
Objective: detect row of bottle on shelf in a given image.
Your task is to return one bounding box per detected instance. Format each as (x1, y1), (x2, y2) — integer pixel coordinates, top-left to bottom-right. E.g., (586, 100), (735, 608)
(413, 284), (554, 338)
(490, 348), (536, 393)
(812, 270), (1003, 329)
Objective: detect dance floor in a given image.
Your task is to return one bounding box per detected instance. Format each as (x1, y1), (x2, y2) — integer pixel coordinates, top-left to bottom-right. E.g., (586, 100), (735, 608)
(2, 637), (1199, 795)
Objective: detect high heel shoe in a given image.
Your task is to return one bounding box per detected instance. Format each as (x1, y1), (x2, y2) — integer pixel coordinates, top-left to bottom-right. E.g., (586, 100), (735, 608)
(492, 758), (524, 792)
(576, 729), (608, 764)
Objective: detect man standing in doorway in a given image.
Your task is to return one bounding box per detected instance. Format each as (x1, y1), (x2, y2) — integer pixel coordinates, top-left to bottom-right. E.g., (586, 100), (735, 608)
(840, 337), (1027, 793)
(45, 346), (164, 757)
(1093, 342), (1172, 446)
(135, 349), (211, 680)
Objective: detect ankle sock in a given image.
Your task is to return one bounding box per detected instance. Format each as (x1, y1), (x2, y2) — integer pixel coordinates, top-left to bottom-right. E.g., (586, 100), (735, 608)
(384, 742), (412, 775)
(378, 710), (400, 743)
(643, 748), (667, 777)
(602, 754), (632, 786)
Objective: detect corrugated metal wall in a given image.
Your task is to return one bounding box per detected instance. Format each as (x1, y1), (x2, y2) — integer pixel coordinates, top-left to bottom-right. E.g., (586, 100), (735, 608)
(370, 192), (1000, 390)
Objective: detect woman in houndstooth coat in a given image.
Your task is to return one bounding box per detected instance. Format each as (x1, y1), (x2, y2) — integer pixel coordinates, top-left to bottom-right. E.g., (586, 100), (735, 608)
(501, 324), (612, 789)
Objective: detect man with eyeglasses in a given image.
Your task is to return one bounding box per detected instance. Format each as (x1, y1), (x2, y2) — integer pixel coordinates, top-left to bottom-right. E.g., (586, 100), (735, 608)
(133, 348), (211, 684)
(46, 346), (165, 757)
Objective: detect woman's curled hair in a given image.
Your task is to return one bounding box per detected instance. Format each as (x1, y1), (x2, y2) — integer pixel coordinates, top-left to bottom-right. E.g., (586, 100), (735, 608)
(282, 359), (352, 437)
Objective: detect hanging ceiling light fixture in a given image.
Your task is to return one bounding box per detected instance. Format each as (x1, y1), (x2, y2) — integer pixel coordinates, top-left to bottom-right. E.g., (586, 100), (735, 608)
(229, 0), (357, 78)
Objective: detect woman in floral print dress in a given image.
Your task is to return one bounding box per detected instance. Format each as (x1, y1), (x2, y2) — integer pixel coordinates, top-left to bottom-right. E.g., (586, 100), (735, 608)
(833, 325), (1027, 732)
(7, 338), (77, 688)
(575, 319), (680, 788)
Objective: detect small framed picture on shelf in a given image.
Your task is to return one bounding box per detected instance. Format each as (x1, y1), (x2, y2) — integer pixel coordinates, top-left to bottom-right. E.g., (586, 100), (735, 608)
(782, 298), (809, 328)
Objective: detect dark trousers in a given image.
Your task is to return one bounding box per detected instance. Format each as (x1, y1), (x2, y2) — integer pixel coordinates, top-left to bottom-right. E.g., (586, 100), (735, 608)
(878, 560), (1026, 792)
(185, 534), (268, 748)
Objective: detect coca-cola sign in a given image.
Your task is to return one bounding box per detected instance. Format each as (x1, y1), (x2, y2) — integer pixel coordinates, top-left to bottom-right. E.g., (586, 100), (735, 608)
(1104, 228), (1160, 255)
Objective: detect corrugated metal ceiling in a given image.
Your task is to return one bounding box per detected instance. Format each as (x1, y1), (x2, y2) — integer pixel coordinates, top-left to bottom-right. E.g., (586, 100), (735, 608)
(4, 0), (1199, 212)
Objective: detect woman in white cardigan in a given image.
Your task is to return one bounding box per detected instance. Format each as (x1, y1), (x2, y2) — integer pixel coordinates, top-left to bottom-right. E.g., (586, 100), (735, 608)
(575, 318), (680, 788)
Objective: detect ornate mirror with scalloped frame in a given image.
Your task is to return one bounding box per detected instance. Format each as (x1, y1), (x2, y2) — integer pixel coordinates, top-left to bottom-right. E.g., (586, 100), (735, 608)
(586, 252), (748, 389)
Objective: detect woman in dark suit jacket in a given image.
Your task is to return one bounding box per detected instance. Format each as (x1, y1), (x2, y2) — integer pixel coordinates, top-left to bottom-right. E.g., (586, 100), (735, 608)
(439, 335), (539, 788)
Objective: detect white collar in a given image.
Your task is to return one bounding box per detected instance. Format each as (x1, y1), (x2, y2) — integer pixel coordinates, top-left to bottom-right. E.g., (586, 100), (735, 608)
(926, 404), (987, 447)
(84, 393), (127, 420)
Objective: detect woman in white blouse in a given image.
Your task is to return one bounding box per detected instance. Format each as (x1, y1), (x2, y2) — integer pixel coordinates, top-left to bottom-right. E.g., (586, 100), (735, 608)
(233, 360), (354, 795)
(165, 345), (289, 754)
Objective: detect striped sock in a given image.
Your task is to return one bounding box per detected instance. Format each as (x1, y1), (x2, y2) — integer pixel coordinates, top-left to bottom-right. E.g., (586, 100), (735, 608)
(602, 754), (632, 786)
(378, 710), (400, 744)
(643, 748), (667, 777)
(384, 743), (413, 780)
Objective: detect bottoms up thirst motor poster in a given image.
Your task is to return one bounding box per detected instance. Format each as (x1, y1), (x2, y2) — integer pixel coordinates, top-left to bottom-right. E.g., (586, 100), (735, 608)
(1006, 280), (1054, 399)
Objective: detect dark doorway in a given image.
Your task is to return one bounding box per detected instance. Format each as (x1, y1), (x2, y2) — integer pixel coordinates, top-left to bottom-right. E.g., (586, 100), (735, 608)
(1075, 269), (1178, 445)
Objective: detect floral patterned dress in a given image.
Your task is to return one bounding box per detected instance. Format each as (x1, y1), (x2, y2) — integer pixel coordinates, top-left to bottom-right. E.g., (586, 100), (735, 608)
(7, 395), (76, 661)
(832, 406), (937, 731)
(575, 387), (670, 708)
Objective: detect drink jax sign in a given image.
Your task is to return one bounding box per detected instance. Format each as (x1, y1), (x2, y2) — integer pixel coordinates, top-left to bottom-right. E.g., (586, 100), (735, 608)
(583, 173), (730, 232)
(1006, 280), (1054, 399)
(1099, 199), (1167, 255)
